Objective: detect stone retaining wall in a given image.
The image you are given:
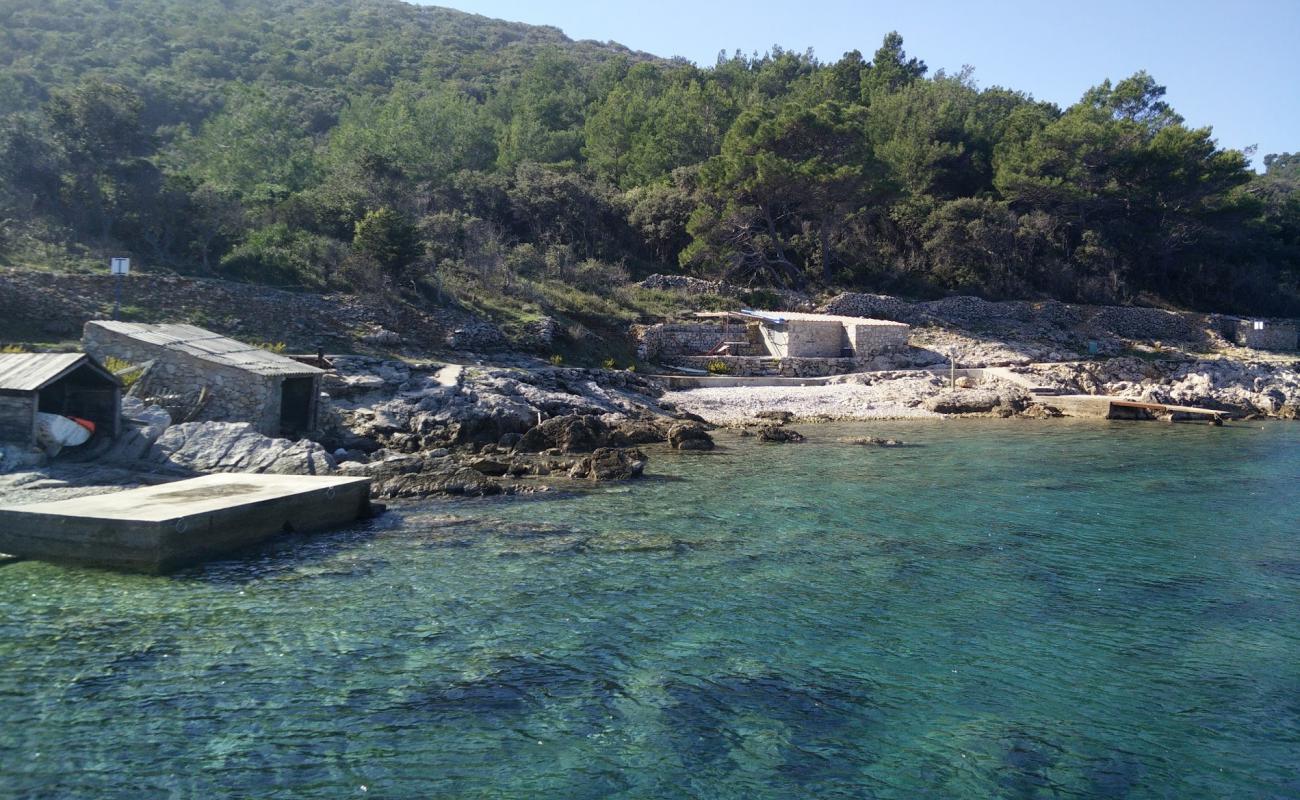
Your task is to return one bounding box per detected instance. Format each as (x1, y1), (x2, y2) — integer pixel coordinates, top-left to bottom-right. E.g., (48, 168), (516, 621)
(633, 322), (753, 361)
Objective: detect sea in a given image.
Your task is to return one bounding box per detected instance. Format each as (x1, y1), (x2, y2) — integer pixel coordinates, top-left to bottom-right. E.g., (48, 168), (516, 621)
(1, 419), (1297, 798)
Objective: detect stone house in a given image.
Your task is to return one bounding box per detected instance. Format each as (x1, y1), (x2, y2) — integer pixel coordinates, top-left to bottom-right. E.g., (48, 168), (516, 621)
(1229, 318), (1297, 351)
(0, 353), (121, 448)
(83, 321), (324, 437)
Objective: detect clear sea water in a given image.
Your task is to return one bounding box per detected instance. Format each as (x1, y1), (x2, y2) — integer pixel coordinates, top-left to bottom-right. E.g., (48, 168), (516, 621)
(1, 420), (1297, 799)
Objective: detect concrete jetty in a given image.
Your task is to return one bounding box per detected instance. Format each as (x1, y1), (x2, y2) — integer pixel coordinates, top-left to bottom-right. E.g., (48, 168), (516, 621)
(0, 473), (372, 574)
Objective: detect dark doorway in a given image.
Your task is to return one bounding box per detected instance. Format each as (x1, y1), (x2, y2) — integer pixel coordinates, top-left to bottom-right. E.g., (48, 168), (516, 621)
(37, 365), (120, 440)
(279, 377), (315, 436)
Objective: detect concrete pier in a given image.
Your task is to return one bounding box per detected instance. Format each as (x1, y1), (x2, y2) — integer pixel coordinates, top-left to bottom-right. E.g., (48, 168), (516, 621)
(0, 473), (372, 573)
(1048, 395), (1230, 423)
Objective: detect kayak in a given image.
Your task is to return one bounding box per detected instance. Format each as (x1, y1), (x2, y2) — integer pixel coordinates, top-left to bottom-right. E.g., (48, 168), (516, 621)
(35, 412), (93, 448)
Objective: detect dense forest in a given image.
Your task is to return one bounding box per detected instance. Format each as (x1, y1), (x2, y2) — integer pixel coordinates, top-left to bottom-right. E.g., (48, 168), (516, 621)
(1, 0), (1298, 325)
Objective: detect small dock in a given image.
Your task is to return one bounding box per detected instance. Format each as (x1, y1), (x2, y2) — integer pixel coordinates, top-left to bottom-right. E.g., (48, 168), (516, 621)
(0, 473), (372, 574)
(1046, 394), (1231, 423)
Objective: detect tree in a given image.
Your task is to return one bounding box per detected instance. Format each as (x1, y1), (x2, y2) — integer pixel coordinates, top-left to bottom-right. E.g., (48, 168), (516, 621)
(353, 207), (421, 278)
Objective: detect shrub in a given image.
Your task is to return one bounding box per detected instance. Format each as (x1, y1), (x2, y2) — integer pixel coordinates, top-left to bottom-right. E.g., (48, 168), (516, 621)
(103, 356), (142, 389)
(1, 344), (27, 354)
(706, 358), (732, 375)
(549, 354), (564, 366)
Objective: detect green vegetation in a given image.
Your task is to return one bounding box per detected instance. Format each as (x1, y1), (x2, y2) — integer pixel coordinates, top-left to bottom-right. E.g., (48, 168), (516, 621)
(706, 359), (733, 375)
(0, 0), (1296, 321)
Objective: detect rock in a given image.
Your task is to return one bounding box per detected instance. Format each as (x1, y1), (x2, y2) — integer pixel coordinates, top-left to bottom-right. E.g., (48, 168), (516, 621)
(516, 414), (609, 453)
(362, 328), (403, 347)
(101, 399), (172, 463)
(469, 458), (511, 477)
(760, 426), (805, 443)
(754, 410), (794, 424)
(570, 447), (648, 481)
(840, 436), (904, 447)
(498, 432), (523, 449)
(609, 419), (667, 446)
(667, 423), (715, 451)
(150, 421), (336, 475)
(924, 389), (1002, 414)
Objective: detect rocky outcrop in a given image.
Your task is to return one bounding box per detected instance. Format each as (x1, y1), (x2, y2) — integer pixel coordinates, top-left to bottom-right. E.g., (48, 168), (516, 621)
(148, 421), (337, 475)
(569, 447), (648, 480)
(924, 389), (1003, 414)
(667, 423), (714, 451)
(760, 426), (805, 443)
(517, 414), (609, 453)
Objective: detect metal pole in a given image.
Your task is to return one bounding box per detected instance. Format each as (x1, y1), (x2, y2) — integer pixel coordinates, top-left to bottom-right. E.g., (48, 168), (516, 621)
(114, 273), (122, 320)
(950, 353), (956, 390)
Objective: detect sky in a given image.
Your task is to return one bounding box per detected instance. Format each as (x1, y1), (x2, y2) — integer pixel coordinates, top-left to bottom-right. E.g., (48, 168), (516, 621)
(419, 0), (1299, 170)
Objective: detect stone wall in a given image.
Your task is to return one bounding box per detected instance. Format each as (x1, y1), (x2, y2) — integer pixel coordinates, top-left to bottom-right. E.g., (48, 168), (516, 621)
(1234, 320), (1298, 351)
(634, 323), (752, 361)
(767, 320), (847, 357)
(84, 323), (289, 436)
(0, 394), (36, 444)
(846, 322), (910, 355)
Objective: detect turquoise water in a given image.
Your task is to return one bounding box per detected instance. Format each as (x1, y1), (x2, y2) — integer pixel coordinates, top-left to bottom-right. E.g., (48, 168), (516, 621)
(1, 420), (1298, 798)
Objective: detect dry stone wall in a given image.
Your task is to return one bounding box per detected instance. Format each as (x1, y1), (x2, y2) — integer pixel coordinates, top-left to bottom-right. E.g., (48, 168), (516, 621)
(1233, 320), (1297, 351)
(634, 323), (752, 361)
(84, 323), (285, 435)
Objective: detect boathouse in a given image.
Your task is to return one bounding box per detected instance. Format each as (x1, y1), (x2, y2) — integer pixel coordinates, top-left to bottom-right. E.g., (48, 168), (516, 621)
(0, 353), (122, 448)
(83, 321), (324, 437)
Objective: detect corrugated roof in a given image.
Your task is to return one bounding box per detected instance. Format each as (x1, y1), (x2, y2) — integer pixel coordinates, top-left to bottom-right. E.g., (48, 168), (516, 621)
(0, 353), (115, 391)
(88, 321), (324, 377)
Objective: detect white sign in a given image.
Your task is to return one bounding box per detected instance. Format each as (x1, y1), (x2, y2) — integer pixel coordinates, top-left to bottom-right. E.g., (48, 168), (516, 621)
(110, 257), (130, 276)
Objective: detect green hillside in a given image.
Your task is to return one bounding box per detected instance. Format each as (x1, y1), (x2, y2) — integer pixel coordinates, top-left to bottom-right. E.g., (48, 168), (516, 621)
(1, 0), (1298, 319)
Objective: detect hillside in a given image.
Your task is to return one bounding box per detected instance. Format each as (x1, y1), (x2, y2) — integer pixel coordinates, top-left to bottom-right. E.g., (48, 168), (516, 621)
(1, 0), (1298, 346)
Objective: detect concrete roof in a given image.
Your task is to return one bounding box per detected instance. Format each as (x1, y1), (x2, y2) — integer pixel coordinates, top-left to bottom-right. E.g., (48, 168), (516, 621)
(0, 352), (120, 392)
(87, 321), (324, 377)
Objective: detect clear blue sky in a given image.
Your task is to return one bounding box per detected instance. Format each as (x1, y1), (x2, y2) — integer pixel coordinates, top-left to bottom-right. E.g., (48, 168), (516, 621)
(420, 0), (1298, 170)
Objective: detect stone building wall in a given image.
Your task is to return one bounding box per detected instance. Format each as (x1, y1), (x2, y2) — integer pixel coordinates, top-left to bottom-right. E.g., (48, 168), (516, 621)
(847, 322), (911, 355)
(765, 320), (847, 358)
(0, 394), (36, 444)
(84, 324), (285, 435)
(1234, 320), (1298, 351)
(634, 323), (752, 361)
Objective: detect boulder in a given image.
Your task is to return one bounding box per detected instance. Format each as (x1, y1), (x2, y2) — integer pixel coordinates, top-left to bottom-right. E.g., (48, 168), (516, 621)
(924, 389), (1002, 414)
(667, 423), (715, 451)
(570, 447), (648, 481)
(469, 458), (511, 477)
(609, 419), (667, 446)
(760, 426), (805, 443)
(516, 414), (609, 453)
(754, 410), (794, 424)
(149, 422), (336, 476)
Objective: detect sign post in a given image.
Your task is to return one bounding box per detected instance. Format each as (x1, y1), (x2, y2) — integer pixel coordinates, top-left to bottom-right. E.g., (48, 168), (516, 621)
(110, 257), (130, 320)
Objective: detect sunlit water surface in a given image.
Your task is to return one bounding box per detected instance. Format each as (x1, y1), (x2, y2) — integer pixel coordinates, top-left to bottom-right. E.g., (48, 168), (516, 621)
(1, 420), (1298, 798)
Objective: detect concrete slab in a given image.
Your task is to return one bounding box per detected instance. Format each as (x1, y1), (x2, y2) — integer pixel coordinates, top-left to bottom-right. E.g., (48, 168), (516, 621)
(0, 473), (372, 574)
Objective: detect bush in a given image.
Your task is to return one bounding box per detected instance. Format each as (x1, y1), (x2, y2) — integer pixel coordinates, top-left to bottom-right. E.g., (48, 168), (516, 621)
(220, 224), (338, 287)
(706, 358), (732, 375)
(549, 354), (565, 366)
